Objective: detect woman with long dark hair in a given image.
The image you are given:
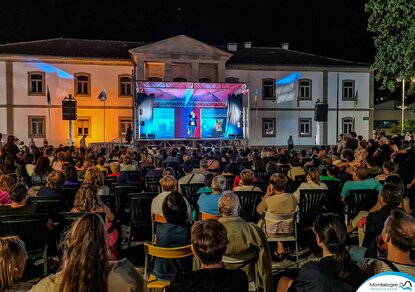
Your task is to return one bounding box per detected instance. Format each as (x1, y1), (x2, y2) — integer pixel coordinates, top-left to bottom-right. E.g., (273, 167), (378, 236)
(277, 213), (363, 292)
(31, 156), (53, 186)
(30, 213), (143, 292)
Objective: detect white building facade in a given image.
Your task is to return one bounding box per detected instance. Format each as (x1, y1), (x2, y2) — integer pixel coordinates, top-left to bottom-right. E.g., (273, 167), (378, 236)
(0, 35), (374, 147)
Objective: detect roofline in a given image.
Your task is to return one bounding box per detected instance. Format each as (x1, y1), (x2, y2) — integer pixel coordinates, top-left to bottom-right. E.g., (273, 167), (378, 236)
(226, 63), (374, 72)
(0, 37), (147, 47)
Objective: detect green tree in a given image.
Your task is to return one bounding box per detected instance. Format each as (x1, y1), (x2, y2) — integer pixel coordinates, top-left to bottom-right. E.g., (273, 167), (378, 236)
(365, 0), (415, 92)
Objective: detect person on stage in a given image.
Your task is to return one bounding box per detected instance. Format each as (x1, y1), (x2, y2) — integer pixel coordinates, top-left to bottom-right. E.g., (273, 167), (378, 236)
(188, 111), (197, 138)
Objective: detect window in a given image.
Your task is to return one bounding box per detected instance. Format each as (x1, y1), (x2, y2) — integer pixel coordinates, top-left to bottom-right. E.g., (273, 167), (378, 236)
(119, 117), (132, 137)
(299, 118), (312, 137)
(298, 79), (312, 100)
(28, 72), (45, 95)
(225, 77), (239, 83)
(173, 77), (187, 82)
(342, 117), (354, 135)
(74, 73), (91, 96)
(28, 116), (45, 138)
(77, 117), (91, 136)
(262, 78), (275, 100)
(342, 80), (355, 100)
(262, 118), (276, 137)
(199, 78), (211, 83)
(374, 120), (398, 129)
(119, 75), (132, 97)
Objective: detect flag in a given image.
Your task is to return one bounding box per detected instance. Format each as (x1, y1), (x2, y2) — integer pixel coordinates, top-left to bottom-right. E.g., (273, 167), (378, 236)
(275, 72), (302, 104)
(47, 85), (51, 105)
(254, 89), (258, 108)
(98, 88), (107, 101)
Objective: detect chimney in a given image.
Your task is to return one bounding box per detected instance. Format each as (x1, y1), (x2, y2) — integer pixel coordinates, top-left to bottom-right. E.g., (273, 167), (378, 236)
(281, 43), (289, 50)
(226, 42), (238, 52)
(243, 41), (252, 48)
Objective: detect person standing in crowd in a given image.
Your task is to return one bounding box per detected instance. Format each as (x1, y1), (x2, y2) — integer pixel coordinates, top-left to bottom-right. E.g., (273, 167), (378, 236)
(80, 134), (87, 148)
(126, 125), (133, 144)
(287, 135), (294, 150)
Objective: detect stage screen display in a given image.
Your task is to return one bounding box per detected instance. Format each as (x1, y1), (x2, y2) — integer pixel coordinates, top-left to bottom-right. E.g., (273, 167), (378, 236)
(200, 108), (227, 138)
(152, 108), (175, 138)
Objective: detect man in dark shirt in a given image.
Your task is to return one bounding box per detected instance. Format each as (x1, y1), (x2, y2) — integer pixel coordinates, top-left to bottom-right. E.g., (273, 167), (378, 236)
(169, 219), (248, 292)
(145, 157), (164, 179)
(363, 184), (402, 258)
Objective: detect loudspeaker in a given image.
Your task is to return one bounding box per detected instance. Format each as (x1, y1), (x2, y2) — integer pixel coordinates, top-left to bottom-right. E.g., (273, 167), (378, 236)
(140, 121), (145, 126)
(147, 133), (155, 139)
(139, 134), (147, 139)
(314, 103), (328, 122)
(62, 100), (77, 120)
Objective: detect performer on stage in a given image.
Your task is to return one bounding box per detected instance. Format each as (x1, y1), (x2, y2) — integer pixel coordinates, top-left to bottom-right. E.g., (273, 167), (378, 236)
(188, 111), (197, 138)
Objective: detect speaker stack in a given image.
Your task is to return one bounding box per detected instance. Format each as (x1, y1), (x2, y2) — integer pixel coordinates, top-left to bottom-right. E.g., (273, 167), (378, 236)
(314, 102), (328, 122)
(62, 95), (77, 120)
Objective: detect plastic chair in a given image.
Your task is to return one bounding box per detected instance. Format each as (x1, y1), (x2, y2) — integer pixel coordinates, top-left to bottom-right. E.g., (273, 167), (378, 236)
(234, 191), (264, 222)
(181, 183), (204, 206)
(0, 214), (49, 276)
(114, 184), (141, 211)
(346, 189), (379, 223)
(224, 175), (236, 190)
(262, 211), (299, 268)
(298, 189), (328, 229)
(143, 243), (193, 290)
(127, 193), (155, 248)
(151, 213), (167, 244)
(61, 186), (80, 209)
(28, 196), (64, 213)
(278, 164), (291, 175)
(222, 252), (258, 291)
(119, 170), (142, 183)
(200, 212), (221, 220)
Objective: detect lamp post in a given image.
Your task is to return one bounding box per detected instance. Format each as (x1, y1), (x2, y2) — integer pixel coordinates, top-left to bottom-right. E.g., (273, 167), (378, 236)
(401, 79), (405, 134)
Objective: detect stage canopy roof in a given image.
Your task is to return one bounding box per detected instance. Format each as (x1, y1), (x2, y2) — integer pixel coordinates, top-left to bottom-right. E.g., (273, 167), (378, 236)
(137, 81), (246, 107)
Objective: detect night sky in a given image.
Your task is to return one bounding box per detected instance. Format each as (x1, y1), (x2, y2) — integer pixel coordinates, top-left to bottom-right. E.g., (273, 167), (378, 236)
(0, 0), (374, 63)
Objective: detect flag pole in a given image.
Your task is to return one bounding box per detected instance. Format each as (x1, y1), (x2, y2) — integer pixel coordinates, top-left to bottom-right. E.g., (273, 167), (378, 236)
(104, 100), (106, 143)
(47, 85), (52, 144)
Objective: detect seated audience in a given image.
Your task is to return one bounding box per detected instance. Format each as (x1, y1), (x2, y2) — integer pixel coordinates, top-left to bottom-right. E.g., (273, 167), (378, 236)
(192, 159), (210, 176)
(63, 166), (81, 187)
(198, 175), (226, 216)
(320, 164), (340, 181)
(293, 168), (328, 202)
(30, 213), (143, 292)
(257, 173), (297, 259)
(31, 156), (53, 186)
(83, 167), (110, 196)
(375, 160), (395, 182)
(277, 213), (363, 292)
(95, 156), (108, 176)
(206, 152), (220, 175)
(286, 157), (306, 180)
(0, 183), (36, 215)
(0, 174), (14, 205)
(145, 157), (164, 180)
(218, 191), (272, 292)
(359, 209), (415, 277)
(0, 236), (32, 291)
(37, 171), (65, 197)
(108, 162), (120, 177)
(52, 151), (67, 172)
(119, 155), (138, 172)
(340, 167), (382, 201)
(178, 161), (205, 193)
(169, 219), (248, 292)
(71, 184), (118, 260)
(151, 191), (192, 281)
(162, 166), (176, 177)
(196, 173), (214, 194)
(234, 169), (262, 192)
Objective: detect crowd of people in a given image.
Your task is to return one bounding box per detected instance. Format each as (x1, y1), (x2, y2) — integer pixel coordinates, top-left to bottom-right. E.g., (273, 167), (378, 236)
(0, 131), (414, 291)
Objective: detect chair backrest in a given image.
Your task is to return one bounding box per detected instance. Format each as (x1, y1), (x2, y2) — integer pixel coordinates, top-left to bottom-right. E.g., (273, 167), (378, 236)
(164, 162), (180, 172)
(224, 175), (236, 190)
(278, 164), (291, 175)
(104, 177), (118, 194)
(295, 175), (307, 182)
(347, 189), (379, 220)
(114, 184), (141, 210)
(0, 214), (48, 254)
(234, 191), (263, 222)
(99, 195), (115, 212)
(254, 171), (267, 181)
(61, 186), (80, 209)
(287, 180), (302, 193)
(200, 212), (221, 220)
(264, 211), (296, 222)
(128, 193), (154, 226)
(181, 183), (205, 207)
(144, 243), (193, 259)
(146, 181), (161, 193)
(28, 196), (64, 213)
(120, 171), (142, 183)
(299, 189), (328, 228)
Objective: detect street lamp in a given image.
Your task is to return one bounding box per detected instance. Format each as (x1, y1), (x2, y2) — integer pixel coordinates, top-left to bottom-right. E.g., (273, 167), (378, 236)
(396, 78), (407, 135)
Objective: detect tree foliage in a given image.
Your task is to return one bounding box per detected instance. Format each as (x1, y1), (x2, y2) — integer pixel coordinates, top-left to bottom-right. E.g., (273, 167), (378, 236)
(365, 0), (415, 92)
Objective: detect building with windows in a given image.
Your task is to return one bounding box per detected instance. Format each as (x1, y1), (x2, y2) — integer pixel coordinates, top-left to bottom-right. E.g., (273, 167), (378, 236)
(0, 35), (373, 147)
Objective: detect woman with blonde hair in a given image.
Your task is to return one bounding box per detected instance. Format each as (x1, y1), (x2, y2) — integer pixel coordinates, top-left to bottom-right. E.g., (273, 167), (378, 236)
(0, 236), (32, 291)
(293, 167), (328, 202)
(83, 167), (110, 196)
(234, 169), (262, 192)
(72, 184), (118, 259)
(30, 213), (143, 292)
(0, 174), (14, 205)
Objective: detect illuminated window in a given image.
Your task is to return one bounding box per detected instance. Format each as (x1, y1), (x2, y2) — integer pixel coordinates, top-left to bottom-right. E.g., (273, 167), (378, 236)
(342, 117), (354, 135)
(299, 118), (312, 137)
(77, 117), (91, 136)
(28, 72), (45, 95)
(262, 118), (276, 137)
(119, 75), (132, 97)
(262, 78), (275, 100)
(74, 73), (91, 96)
(28, 116), (45, 138)
(119, 117), (132, 137)
(342, 80), (355, 100)
(298, 79), (312, 100)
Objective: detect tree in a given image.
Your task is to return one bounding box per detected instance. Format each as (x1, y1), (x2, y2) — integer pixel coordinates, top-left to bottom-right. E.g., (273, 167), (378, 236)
(365, 0), (415, 92)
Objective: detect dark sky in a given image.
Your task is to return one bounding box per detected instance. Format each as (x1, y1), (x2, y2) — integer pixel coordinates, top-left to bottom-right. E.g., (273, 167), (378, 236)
(0, 0), (374, 63)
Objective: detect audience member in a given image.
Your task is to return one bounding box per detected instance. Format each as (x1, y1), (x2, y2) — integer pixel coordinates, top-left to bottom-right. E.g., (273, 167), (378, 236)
(340, 167), (382, 201)
(31, 156), (53, 186)
(0, 183), (36, 215)
(196, 173), (214, 194)
(83, 167), (110, 196)
(198, 175), (226, 216)
(178, 161), (205, 193)
(37, 171), (65, 197)
(219, 191), (272, 291)
(30, 213), (143, 292)
(0, 174), (14, 205)
(169, 219), (248, 292)
(234, 169), (262, 192)
(293, 168), (328, 202)
(63, 166), (81, 187)
(286, 157), (306, 180)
